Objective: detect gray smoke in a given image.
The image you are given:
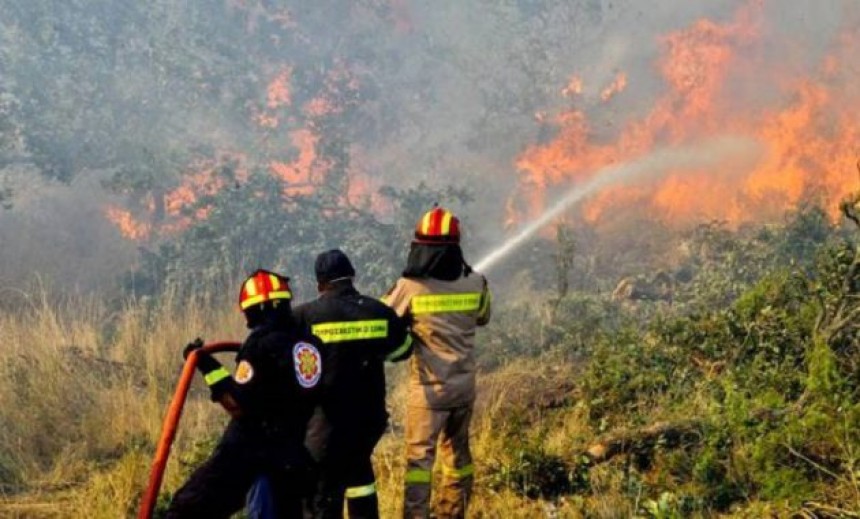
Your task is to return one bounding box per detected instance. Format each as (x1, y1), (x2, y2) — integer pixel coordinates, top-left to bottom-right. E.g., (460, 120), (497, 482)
(0, 1), (855, 293)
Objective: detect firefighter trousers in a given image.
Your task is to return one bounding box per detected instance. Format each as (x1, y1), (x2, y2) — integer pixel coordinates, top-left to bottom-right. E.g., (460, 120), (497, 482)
(312, 425), (384, 519)
(403, 405), (474, 519)
(165, 438), (310, 519)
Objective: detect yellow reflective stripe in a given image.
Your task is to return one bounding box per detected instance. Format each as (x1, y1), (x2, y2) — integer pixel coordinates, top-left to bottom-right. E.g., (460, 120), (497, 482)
(440, 211), (453, 235)
(245, 278), (258, 297)
(411, 293), (482, 314)
(442, 464), (474, 479)
(204, 367), (231, 386)
(386, 334), (413, 361)
(311, 320), (388, 343)
(240, 294), (265, 309)
(345, 482), (377, 499)
(269, 275), (281, 290)
(405, 469), (431, 484)
(478, 289), (491, 317)
(421, 212), (433, 235)
(268, 290), (292, 300)
(240, 291), (292, 309)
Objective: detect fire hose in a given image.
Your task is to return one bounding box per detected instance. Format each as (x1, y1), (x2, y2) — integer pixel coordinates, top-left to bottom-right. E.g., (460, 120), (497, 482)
(138, 341), (242, 519)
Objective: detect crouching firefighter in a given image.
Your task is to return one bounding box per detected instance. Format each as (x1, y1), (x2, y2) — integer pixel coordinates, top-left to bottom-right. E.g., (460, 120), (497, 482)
(165, 269), (324, 519)
(383, 207), (491, 519)
(294, 249), (412, 518)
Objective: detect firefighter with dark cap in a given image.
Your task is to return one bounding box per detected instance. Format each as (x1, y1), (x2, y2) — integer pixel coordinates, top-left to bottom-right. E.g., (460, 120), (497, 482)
(293, 249), (412, 519)
(383, 207), (491, 519)
(166, 269), (324, 519)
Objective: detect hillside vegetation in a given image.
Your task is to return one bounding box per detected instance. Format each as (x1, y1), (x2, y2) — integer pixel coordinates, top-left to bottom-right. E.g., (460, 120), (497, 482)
(1, 204), (859, 518)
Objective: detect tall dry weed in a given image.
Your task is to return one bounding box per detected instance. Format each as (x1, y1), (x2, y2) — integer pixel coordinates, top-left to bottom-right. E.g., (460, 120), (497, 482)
(0, 289), (245, 516)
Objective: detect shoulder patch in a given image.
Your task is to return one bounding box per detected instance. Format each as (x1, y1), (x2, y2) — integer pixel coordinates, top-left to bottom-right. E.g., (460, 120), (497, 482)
(234, 360), (254, 384)
(293, 341), (322, 388)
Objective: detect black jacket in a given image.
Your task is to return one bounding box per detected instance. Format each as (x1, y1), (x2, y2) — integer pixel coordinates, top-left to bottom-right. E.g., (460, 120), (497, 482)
(199, 322), (324, 460)
(293, 283), (411, 433)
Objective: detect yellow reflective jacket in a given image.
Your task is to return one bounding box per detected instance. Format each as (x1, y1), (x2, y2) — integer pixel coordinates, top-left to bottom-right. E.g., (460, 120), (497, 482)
(384, 273), (491, 408)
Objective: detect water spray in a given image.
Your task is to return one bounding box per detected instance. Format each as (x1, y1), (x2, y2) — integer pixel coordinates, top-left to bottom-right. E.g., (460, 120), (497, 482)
(473, 136), (759, 272)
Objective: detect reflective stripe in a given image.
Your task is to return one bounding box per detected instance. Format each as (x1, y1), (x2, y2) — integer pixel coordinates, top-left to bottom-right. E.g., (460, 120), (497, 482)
(442, 463), (474, 479)
(268, 290), (292, 300)
(385, 334), (413, 361)
(240, 294), (265, 308)
(478, 289), (492, 318)
(405, 468), (431, 484)
(204, 367), (231, 386)
(269, 275), (281, 290)
(244, 278), (258, 297)
(311, 320), (388, 343)
(440, 211), (453, 235)
(240, 290), (292, 310)
(411, 293), (482, 314)
(421, 212), (433, 235)
(345, 482), (377, 499)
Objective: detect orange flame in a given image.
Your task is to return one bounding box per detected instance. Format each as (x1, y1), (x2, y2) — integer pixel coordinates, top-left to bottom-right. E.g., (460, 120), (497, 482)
(600, 72), (627, 102)
(513, 0), (860, 226)
(267, 68), (292, 109)
(562, 75), (583, 97)
(105, 206), (153, 241)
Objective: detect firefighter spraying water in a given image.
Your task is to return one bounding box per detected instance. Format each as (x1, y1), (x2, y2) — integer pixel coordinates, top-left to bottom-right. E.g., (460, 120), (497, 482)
(473, 136), (760, 273)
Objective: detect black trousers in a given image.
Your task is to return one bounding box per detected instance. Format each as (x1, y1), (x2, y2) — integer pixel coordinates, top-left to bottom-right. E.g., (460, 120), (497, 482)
(312, 426), (385, 519)
(166, 428), (311, 519)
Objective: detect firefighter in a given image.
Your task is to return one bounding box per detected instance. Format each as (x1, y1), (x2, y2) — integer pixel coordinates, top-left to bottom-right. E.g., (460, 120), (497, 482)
(383, 207), (491, 519)
(293, 249), (412, 519)
(166, 269), (324, 519)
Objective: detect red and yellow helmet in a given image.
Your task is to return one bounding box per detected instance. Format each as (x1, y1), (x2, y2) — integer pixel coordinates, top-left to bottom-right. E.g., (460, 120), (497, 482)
(414, 207), (460, 244)
(239, 269), (292, 311)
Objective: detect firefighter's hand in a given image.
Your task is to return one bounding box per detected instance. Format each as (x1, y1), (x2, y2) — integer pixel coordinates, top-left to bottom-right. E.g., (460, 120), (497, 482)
(183, 338), (205, 359)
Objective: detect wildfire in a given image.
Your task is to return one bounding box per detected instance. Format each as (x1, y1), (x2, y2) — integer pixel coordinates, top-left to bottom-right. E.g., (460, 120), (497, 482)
(513, 0), (860, 226)
(105, 206), (152, 241)
(562, 75), (583, 97)
(267, 68), (292, 109)
(600, 72), (627, 102)
(270, 129), (325, 197)
(106, 58), (367, 241)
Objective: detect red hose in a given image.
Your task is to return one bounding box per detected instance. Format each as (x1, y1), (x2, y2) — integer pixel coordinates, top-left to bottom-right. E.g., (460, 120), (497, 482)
(137, 341), (242, 519)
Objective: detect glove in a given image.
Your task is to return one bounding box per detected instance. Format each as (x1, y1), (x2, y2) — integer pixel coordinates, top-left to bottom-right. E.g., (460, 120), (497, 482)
(183, 337), (205, 360)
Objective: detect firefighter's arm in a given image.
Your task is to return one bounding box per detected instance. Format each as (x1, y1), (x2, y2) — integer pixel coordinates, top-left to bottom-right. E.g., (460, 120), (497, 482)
(185, 339), (265, 419)
(477, 277), (492, 326)
(381, 279), (410, 318)
(383, 309), (413, 362)
(185, 346), (244, 418)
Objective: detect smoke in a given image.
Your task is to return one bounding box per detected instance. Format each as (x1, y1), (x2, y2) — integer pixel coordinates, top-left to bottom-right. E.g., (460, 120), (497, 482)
(0, 169), (135, 296)
(474, 136), (761, 272)
(0, 0), (858, 294)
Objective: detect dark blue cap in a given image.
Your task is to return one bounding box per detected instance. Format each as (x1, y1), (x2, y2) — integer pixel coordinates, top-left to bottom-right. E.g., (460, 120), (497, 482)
(315, 249), (356, 284)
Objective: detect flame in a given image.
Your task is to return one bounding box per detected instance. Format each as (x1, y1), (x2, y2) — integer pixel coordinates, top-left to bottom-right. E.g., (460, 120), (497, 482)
(270, 129), (325, 196)
(562, 75), (583, 97)
(105, 206), (152, 241)
(600, 72), (627, 102)
(267, 68), (292, 109)
(512, 0), (860, 226)
(107, 56), (368, 241)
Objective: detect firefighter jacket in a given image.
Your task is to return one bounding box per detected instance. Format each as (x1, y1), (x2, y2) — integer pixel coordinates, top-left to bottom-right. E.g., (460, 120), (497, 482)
(197, 322), (324, 461)
(383, 273), (491, 409)
(293, 284), (411, 432)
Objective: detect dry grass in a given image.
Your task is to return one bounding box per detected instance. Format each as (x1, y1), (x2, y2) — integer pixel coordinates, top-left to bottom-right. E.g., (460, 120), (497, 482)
(0, 291), (827, 518)
(0, 290), (245, 517)
(0, 290), (612, 518)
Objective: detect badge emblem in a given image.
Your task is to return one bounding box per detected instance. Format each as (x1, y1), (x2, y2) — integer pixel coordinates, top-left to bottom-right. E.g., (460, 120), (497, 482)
(293, 342), (321, 388)
(234, 360), (254, 384)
